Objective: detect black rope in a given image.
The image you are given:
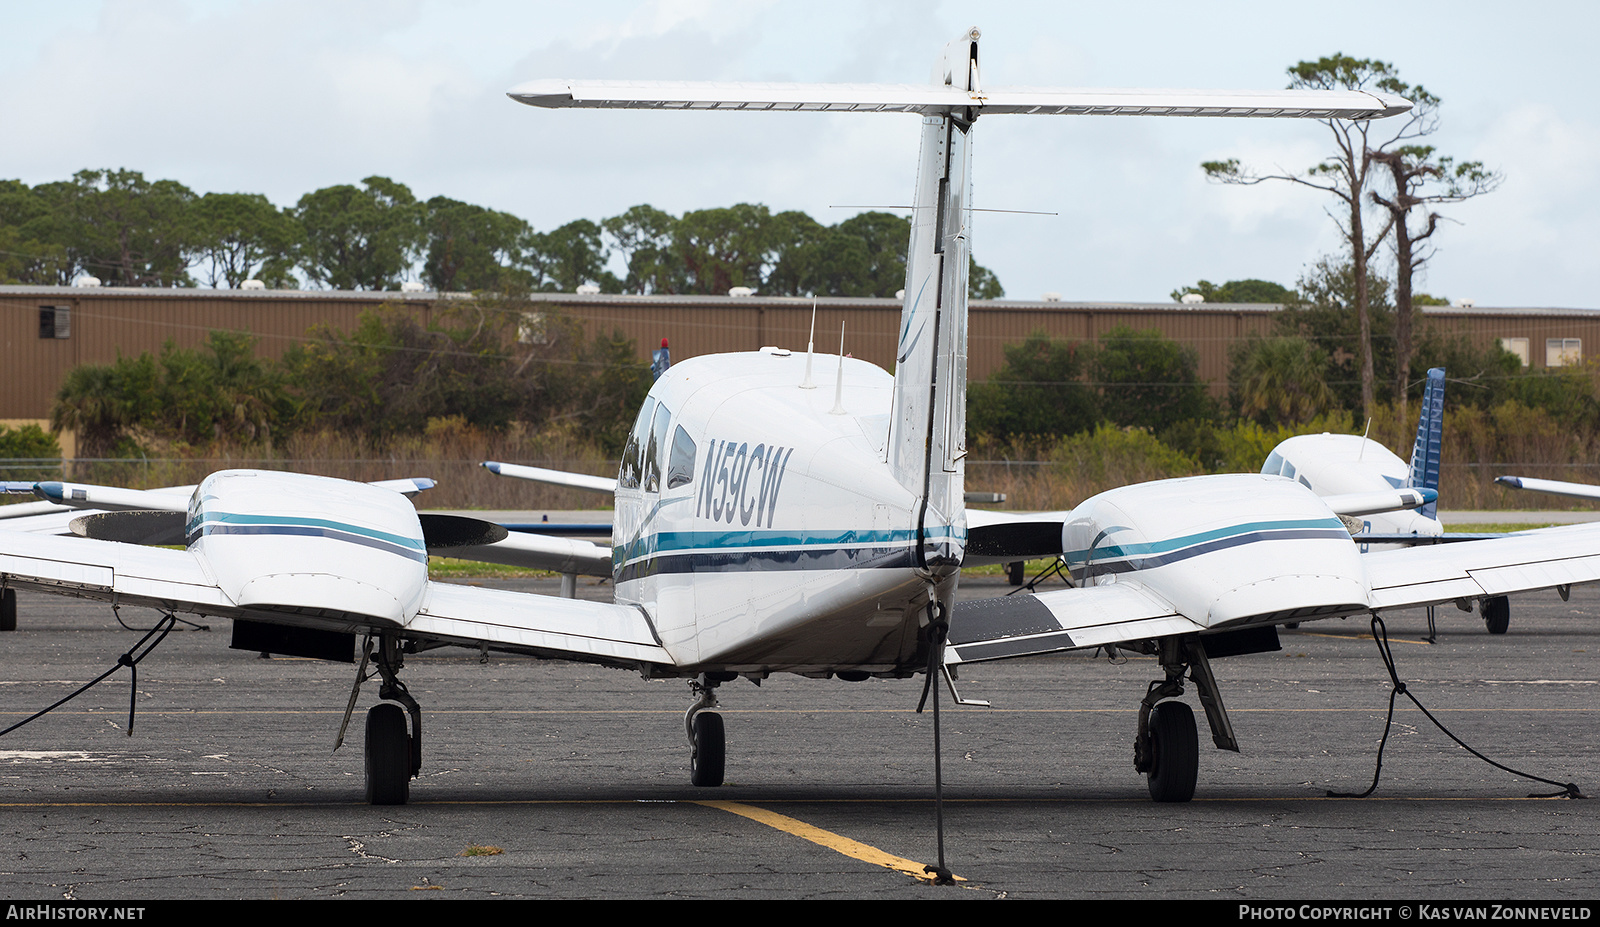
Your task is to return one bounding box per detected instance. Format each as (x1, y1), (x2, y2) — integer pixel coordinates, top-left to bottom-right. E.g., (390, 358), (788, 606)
(914, 600), (955, 885)
(1330, 614), (1585, 800)
(0, 610), (178, 738)
(113, 606), (208, 633)
(1006, 557), (1069, 596)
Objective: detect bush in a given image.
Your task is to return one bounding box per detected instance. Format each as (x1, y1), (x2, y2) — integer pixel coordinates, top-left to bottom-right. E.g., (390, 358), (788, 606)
(0, 424), (62, 481)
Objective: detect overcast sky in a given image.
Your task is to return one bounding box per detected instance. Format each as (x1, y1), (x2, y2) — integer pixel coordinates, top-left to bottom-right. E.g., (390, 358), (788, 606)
(2, 0), (1594, 307)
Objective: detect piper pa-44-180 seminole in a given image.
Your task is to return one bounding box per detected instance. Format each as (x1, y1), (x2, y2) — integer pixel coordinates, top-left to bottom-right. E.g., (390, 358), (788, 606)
(2, 29), (1595, 812)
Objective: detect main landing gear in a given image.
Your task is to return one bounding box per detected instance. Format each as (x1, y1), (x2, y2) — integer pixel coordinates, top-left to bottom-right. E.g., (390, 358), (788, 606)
(686, 673), (732, 787)
(362, 634), (421, 805)
(1482, 595), (1511, 635)
(1132, 634), (1238, 803)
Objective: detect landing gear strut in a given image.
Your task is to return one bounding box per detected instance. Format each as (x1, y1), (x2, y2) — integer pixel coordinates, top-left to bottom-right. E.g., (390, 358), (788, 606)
(1133, 634), (1237, 803)
(364, 633), (421, 805)
(686, 673), (729, 787)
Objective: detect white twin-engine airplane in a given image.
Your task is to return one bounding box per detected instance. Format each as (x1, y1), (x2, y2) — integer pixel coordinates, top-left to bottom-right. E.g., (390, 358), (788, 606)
(2, 29), (1596, 808)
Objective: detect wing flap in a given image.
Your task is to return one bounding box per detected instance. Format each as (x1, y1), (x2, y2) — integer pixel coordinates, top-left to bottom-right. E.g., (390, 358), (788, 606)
(947, 583), (1196, 665)
(414, 582), (671, 667)
(0, 532), (230, 610)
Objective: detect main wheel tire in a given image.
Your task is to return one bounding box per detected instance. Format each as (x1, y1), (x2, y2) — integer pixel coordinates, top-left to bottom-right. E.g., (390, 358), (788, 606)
(1483, 596), (1511, 635)
(1146, 701), (1198, 803)
(0, 588), (16, 632)
(1006, 561), (1025, 586)
(365, 703), (411, 805)
(690, 711), (725, 787)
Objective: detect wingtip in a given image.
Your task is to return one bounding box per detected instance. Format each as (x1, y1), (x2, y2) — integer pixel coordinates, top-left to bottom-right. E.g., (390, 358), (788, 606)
(1370, 91), (1415, 120)
(506, 80), (576, 108)
(1495, 476), (1522, 489)
(482, 461), (502, 475)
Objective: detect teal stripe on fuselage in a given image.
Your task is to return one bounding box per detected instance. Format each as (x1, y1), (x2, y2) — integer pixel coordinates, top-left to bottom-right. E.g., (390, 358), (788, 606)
(612, 526), (966, 566)
(188, 511), (426, 552)
(1067, 517), (1344, 562)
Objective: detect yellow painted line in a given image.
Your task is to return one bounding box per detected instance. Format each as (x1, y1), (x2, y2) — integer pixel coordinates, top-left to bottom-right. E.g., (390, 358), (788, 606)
(1299, 631), (1433, 645)
(0, 794), (1576, 809)
(696, 799), (963, 884)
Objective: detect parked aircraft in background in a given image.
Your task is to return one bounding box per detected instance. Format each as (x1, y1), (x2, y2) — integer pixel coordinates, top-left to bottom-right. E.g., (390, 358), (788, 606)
(1263, 368), (1447, 548)
(1260, 369), (1517, 635)
(1, 31), (1592, 815)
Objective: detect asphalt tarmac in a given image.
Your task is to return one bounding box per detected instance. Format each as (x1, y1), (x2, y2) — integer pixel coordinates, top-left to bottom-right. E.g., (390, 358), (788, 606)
(0, 573), (1594, 901)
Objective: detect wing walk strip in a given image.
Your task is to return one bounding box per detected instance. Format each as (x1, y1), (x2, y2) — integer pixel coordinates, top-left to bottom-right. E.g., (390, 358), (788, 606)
(695, 800), (964, 884)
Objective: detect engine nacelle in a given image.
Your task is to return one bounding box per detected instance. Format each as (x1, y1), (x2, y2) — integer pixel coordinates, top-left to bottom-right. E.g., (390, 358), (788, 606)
(186, 470), (428, 626)
(1062, 474), (1368, 629)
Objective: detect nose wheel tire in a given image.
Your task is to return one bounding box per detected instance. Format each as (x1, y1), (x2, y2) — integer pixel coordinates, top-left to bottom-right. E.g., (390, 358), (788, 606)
(365, 703), (412, 805)
(1146, 700), (1198, 803)
(690, 711), (725, 787)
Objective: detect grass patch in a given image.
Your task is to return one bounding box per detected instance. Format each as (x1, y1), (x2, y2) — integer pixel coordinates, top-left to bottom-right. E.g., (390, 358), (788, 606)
(460, 845), (504, 857)
(1446, 522), (1562, 534)
(428, 557), (560, 580)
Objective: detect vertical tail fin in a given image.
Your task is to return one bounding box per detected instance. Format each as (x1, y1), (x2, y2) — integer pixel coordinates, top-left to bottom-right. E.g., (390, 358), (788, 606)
(886, 28), (979, 574)
(1405, 367), (1445, 519)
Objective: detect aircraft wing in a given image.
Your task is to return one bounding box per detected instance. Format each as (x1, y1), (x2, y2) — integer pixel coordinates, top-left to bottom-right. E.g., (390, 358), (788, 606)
(445, 531), (614, 577)
(1, 478), (437, 538)
(411, 583), (667, 666)
(1494, 476), (1600, 502)
(482, 461), (616, 494)
(950, 523), (1600, 665)
(0, 530), (669, 669)
(1363, 522), (1600, 610)
(946, 584), (1197, 665)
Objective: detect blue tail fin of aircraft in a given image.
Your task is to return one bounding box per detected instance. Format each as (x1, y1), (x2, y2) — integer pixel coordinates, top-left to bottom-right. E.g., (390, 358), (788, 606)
(1405, 367), (1446, 520)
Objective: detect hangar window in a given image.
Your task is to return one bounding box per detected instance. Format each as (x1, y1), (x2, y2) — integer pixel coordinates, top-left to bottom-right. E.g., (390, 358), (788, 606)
(39, 306), (70, 339)
(1547, 338), (1581, 367)
(1498, 337), (1529, 367)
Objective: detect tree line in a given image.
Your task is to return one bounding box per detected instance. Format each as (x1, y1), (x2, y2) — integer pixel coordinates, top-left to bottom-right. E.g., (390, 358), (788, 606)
(48, 296), (652, 461)
(0, 172), (1003, 299)
(970, 259), (1595, 483)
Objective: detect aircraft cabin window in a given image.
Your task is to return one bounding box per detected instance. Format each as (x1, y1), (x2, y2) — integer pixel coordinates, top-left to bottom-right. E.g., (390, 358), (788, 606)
(1262, 451), (1284, 477)
(619, 397), (656, 490)
(666, 425), (697, 490)
(643, 403), (672, 493)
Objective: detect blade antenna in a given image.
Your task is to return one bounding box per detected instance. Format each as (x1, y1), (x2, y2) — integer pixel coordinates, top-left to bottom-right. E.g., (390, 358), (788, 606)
(800, 299), (818, 389)
(830, 320), (847, 415)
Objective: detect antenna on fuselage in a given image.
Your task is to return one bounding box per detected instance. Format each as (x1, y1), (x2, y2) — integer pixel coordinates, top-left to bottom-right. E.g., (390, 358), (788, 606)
(801, 299), (818, 390)
(830, 320), (847, 415)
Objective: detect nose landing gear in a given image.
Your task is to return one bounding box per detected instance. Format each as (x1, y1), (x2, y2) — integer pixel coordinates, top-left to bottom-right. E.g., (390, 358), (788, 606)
(686, 673), (729, 787)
